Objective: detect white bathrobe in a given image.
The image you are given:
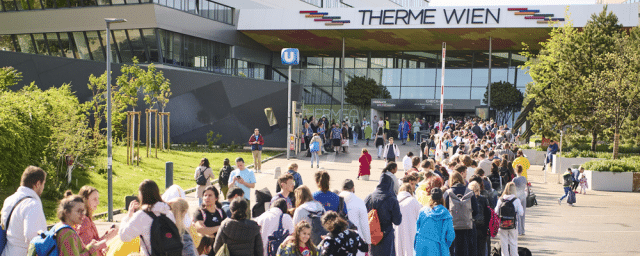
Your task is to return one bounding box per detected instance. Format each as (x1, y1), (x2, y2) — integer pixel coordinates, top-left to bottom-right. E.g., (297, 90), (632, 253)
(394, 191), (422, 256)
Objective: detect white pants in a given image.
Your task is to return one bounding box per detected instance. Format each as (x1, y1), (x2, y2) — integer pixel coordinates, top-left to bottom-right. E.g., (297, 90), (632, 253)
(498, 228), (518, 256)
(377, 145), (383, 157)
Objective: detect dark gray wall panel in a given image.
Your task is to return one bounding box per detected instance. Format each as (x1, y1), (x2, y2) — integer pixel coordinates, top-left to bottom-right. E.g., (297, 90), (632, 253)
(0, 51), (302, 147)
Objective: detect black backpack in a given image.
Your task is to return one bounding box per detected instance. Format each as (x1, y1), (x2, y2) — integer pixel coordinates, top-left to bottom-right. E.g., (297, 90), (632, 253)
(473, 195), (488, 229)
(141, 211), (183, 256)
(308, 209), (328, 245)
(219, 166), (233, 187)
(196, 167), (207, 186)
(498, 198), (517, 229)
(267, 214), (290, 256)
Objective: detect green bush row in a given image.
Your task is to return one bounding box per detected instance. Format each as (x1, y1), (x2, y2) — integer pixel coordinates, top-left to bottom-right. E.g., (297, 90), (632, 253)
(582, 156), (640, 173)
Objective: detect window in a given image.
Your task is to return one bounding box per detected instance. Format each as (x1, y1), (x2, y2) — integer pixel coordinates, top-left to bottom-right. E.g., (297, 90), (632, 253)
(0, 35), (16, 52)
(113, 30), (133, 63)
(85, 31), (105, 61)
(32, 34), (48, 55)
(45, 33), (62, 57)
(141, 29), (158, 62)
(73, 31), (91, 60)
(58, 32), (77, 58)
(127, 29), (146, 62)
(2, 0), (17, 11)
(16, 34), (35, 54)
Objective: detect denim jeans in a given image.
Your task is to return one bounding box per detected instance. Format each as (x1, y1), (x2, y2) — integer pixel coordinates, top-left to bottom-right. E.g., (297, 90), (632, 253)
(377, 145), (383, 158)
(311, 151), (319, 166)
(353, 132), (358, 144)
(559, 186), (572, 201)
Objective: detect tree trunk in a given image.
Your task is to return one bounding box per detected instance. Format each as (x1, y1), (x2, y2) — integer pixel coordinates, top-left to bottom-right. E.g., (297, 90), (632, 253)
(613, 126), (620, 160)
(591, 131), (598, 152)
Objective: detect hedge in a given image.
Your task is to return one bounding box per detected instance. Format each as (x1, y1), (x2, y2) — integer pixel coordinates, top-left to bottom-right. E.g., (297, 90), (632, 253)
(582, 156), (640, 173)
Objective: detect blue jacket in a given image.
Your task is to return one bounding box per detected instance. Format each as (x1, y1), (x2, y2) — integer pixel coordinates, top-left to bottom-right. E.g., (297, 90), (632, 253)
(398, 121), (410, 139)
(547, 143), (559, 154)
(414, 205), (455, 256)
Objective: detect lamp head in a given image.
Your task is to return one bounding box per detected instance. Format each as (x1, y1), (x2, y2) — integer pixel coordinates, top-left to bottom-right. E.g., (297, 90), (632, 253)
(105, 18), (127, 24)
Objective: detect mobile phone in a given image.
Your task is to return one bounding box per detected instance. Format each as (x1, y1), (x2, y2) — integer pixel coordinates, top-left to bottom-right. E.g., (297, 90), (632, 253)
(236, 175), (241, 179)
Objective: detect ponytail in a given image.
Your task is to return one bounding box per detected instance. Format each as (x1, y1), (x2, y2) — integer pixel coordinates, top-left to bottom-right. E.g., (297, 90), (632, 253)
(383, 162), (397, 173)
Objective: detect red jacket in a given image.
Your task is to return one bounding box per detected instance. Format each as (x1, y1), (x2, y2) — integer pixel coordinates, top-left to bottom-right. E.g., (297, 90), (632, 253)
(358, 152), (372, 176)
(248, 134), (264, 150)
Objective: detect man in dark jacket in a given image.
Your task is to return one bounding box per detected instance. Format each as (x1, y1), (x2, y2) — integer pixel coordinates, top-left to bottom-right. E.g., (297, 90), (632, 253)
(472, 121), (484, 139)
(365, 170), (402, 256)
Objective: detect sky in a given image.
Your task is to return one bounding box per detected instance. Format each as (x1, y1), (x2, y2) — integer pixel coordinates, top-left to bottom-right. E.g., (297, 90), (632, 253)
(429, 0), (597, 6)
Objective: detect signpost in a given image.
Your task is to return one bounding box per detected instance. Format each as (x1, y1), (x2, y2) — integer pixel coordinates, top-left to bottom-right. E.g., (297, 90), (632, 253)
(281, 48), (299, 160)
(436, 42), (446, 162)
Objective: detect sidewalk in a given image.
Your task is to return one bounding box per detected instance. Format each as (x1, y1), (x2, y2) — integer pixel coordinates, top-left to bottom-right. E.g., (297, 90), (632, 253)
(98, 142), (640, 255)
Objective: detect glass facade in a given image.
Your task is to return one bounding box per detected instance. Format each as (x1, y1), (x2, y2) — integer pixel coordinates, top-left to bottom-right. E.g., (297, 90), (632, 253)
(0, 0), (234, 25)
(275, 51), (531, 105)
(0, 29), (274, 79)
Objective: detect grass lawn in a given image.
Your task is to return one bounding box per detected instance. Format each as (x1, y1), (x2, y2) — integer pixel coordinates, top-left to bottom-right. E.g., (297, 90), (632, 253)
(1, 146), (279, 224)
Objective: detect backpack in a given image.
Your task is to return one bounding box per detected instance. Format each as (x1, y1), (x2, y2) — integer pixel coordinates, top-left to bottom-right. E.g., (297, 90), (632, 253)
(267, 214), (290, 256)
(491, 244), (532, 256)
(196, 167), (208, 186)
(308, 209), (328, 245)
(310, 141), (320, 153)
(498, 198), (517, 229)
(448, 188), (474, 230)
(219, 166), (233, 187)
(1, 196), (32, 254)
(338, 196), (357, 230)
(473, 196), (486, 229)
(140, 211), (183, 256)
(567, 190), (576, 204)
(487, 206), (500, 237)
(368, 209), (383, 245)
(30, 223), (72, 256)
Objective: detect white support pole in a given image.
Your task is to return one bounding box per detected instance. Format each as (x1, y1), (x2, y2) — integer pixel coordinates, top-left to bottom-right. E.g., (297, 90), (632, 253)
(436, 42), (446, 162)
(287, 65), (292, 160)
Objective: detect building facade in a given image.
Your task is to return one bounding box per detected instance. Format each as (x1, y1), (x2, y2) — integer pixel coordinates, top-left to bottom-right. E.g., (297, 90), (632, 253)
(0, 1), (637, 146)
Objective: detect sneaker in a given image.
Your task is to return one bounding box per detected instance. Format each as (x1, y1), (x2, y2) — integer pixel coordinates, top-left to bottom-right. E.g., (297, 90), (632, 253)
(569, 203), (574, 207)
(558, 199), (562, 205)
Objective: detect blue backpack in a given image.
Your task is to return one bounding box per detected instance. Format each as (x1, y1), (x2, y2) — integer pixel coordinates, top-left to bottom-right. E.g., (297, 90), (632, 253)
(30, 223), (72, 256)
(1, 196), (32, 254)
(310, 141), (320, 153)
(267, 213), (290, 256)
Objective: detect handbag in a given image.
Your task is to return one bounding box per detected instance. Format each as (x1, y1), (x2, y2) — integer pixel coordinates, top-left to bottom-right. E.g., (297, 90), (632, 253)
(216, 243), (230, 256)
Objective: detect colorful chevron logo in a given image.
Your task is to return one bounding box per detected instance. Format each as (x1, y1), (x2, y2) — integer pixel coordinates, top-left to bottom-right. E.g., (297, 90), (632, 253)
(508, 8), (565, 24)
(300, 10), (350, 26)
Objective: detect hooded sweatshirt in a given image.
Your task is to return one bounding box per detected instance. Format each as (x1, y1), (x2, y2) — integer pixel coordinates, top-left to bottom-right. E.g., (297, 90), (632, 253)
(365, 173), (402, 233)
(394, 191), (422, 256)
(292, 201), (325, 226)
(213, 218), (263, 256)
(414, 204), (456, 256)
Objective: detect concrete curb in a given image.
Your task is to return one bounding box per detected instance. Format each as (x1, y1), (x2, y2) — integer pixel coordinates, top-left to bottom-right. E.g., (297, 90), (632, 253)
(91, 152), (285, 220)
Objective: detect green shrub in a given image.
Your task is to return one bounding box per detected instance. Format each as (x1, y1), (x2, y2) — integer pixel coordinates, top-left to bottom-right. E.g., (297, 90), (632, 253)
(582, 156), (640, 172)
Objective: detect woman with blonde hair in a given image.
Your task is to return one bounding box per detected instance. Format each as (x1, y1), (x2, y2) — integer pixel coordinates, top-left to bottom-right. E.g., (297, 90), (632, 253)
(167, 198), (198, 256)
(495, 182), (524, 256)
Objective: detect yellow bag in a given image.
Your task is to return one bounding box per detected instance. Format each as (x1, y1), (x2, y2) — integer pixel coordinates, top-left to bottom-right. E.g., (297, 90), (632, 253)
(215, 243), (230, 256)
(105, 235), (140, 256)
(189, 224), (202, 248)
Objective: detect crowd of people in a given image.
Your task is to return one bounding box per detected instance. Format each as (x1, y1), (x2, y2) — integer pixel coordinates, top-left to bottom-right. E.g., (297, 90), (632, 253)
(1, 117), (537, 256)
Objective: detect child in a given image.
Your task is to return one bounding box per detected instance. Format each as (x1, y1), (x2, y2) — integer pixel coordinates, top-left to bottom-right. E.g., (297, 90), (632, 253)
(579, 167), (588, 195)
(317, 211), (368, 256)
(559, 168), (574, 206)
(197, 237), (214, 256)
(277, 221), (318, 256)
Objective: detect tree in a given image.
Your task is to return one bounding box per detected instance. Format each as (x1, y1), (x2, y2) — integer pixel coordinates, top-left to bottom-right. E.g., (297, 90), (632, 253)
(593, 27), (640, 159)
(483, 81), (523, 125)
(344, 76), (391, 113)
(523, 7), (624, 149)
(0, 66), (22, 92)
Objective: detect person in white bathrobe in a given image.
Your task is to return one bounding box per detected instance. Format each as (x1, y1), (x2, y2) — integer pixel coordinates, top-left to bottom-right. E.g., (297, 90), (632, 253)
(394, 183), (423, 256)
(339, 179), (371, 256)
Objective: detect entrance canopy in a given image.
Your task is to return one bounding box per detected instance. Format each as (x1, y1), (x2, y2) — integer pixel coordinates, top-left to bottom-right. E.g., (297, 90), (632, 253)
(371, 99), (481, 112)
(237, 4), (637, 52)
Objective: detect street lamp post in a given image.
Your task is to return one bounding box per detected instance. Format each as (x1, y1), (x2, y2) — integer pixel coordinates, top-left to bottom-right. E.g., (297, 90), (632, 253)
(105, 18), (127, 222)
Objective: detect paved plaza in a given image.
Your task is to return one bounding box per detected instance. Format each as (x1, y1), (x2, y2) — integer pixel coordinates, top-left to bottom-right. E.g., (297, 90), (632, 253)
(98, 143), (640, 255)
